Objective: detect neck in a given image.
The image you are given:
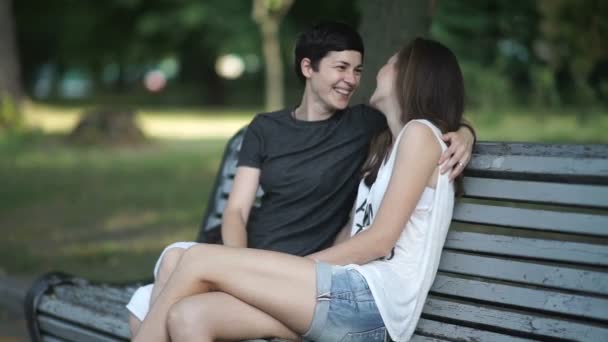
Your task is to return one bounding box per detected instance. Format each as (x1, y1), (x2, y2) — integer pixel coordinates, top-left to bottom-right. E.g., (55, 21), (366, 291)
(295, 85), (336, 121)
(376, 102), (404, 140)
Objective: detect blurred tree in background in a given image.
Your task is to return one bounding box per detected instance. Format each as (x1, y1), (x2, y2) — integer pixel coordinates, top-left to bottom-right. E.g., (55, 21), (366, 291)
(5, 0), (607, 114)
(354, 0), (431, 104)
(432, 0), (607, 114)
(253, 0), (294, 111)
(0, 0), (23, 131)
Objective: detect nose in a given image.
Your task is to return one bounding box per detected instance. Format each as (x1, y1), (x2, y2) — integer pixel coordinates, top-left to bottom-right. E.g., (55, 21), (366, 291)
(344, 70), (357, 86)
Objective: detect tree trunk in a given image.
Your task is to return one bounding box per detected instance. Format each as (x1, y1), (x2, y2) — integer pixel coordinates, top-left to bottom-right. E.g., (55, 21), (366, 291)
(353, 0), (431, 104)
(253, 0), (294, 112)
(0, 0), (23, 128)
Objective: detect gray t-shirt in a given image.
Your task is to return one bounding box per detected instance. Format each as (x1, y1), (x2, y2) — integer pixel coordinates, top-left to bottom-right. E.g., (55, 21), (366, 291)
(237, 104), (387, 256)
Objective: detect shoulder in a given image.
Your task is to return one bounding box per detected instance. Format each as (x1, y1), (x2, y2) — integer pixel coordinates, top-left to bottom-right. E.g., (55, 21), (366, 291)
(397, 121), (442, 158)
(249, 108), (290, 128)
(346, 104), (383, 118)
(345, 104), (387, 132)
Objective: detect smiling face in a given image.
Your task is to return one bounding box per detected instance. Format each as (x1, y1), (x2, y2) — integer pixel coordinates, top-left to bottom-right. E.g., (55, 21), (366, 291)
(302, 50), (363, 111)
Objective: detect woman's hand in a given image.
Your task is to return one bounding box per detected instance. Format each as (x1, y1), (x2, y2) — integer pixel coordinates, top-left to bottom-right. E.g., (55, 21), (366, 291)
(438, 126), (475, 180)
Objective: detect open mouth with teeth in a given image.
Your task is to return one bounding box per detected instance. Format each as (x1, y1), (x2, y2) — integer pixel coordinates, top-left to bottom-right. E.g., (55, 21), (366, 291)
(334, 87), (353, 98)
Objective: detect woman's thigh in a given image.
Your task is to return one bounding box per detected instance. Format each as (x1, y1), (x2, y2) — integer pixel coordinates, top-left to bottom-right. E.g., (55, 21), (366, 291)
(174, 244), (318, 334)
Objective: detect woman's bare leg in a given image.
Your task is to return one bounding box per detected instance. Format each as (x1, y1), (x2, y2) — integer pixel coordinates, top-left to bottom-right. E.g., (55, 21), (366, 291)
(168, 292), (300, 342)
(149, 247), (185, 305)
(128, 314), (141, 337)
(134, 244), (317, 342)
(129, 247), (186, 338)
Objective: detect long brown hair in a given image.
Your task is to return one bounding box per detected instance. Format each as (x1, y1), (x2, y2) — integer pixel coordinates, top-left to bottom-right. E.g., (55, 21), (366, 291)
(362, 38), (465, 192)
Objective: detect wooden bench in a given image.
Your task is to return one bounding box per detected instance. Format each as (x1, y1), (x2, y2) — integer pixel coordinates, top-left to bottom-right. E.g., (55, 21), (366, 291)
(25, 127), (608, 342)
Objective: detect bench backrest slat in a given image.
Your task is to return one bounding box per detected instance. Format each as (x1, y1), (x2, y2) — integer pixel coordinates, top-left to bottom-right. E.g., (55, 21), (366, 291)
(430, 274), (608, 321)
(469, 143), (608, 183)
(453, 202), (608, 237)
(445, 231), (608, 267)
(424, 297), (608, 341)
(463, 177), (608, 209)
(439, 250), (608, 296)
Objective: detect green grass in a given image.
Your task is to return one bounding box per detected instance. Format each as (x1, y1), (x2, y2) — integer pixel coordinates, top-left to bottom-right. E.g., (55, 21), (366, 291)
(0, 103), (606, 283)
(0, 132), (228, 282)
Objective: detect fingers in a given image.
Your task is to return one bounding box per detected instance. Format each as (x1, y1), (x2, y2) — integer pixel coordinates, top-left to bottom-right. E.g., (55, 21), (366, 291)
(438, 133), (457, 165)
(449, 160), (466, 181)
(440, 143), (464, 174)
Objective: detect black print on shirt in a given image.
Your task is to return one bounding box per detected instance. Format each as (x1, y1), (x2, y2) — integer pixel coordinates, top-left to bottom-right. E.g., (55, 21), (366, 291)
(354, 198), (395, 261)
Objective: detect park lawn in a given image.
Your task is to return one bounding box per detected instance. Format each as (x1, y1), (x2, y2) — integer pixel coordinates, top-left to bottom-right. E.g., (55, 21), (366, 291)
(0, 103), (606, 282)
(0, 134), (231, 282)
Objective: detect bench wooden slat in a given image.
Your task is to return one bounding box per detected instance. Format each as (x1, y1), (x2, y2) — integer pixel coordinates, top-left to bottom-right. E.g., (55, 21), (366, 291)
(416, 318), (536, 342)
(409, 336), (450, 342)
(55, 286), (130, 319)
(423, 297), (608, 341)
(40, 335), (69, 342)
(463, 177), (608, 208)
(445, 231), (608, 267)
(38, 316), (125, 342)
(38, 297), (129, 339)
(430, 274), (608, 321)
(439, 250), (608, 296)
(42, 335), (69, 342)
(468, 143), (608, 181)
(453, 202), (608, 237)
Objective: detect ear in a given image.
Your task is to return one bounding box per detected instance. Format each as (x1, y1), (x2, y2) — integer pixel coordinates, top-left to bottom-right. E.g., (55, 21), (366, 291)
(301, 58), (314, 79)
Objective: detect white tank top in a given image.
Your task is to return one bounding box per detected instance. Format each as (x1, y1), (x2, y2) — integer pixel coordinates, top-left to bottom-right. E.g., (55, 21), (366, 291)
(346, 119), (455, 341)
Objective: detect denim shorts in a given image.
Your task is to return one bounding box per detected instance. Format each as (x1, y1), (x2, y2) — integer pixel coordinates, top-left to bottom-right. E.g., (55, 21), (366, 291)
(302, 262), (387, 342)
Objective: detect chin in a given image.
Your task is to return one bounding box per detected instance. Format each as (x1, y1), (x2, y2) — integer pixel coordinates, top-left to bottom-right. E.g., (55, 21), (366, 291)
(332, 99), (350, 110)
(369, 96), (380, 110)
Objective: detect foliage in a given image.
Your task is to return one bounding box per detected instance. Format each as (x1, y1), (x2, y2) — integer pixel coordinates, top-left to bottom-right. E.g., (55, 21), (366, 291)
(0, 93), (23, 132)
(431, 0), (607, 111)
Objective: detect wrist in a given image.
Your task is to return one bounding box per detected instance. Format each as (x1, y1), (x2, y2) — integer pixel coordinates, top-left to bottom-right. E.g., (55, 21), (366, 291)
(459, 122), (477, 145)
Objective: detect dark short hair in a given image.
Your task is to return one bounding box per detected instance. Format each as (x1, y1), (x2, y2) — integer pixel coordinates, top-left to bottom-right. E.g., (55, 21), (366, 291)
(294, 21), (364, 82)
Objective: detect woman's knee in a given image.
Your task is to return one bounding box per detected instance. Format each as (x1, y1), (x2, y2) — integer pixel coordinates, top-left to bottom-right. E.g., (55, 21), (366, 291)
(128, 313), (141, 337)
(181, 243), (218, 268)
(156, 247), (185, 283)
(167, 298), (213, 340)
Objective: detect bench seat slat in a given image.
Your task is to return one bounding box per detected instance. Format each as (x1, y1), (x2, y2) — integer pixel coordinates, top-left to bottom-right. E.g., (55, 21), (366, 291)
(453, 203), (608, 237)
(52, 287), (129, 315)
(445, 231), (608, 267)
(38, 297), (129, 338)
(423, 297), (608, 341)
(42, 335), (70, 342)
(416, 318), (536, 342)
(38, 315), (125, 342)
(439, 250), (608, 296)
(430, 274), (608, 321)
(409, 336), (450, 342)
(463, 177), (608, 208)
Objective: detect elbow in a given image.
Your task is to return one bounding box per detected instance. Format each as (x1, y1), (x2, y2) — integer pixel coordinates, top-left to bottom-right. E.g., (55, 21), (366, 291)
(377, 242), (395, 260)
(368, 238), (395, 261)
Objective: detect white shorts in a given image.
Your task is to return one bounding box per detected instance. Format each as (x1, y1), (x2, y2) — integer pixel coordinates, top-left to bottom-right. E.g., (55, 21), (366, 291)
(125, 241), (197, 321)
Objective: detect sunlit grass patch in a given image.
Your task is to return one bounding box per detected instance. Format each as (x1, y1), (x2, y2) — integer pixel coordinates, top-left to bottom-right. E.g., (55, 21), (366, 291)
(22, 101), (255, 139)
